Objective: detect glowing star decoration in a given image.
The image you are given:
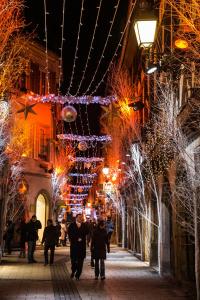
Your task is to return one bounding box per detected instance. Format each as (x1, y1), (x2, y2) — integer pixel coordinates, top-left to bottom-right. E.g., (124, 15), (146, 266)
(17, 102), (37, 119)
(0, 100), (9, 122)
(78, 141), (88, 151)
(61, 105), (77, 122)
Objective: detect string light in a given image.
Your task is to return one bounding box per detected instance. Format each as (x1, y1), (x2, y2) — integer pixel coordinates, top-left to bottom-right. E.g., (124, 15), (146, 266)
(68, 173), (97, 178)
(64, 193), (88, 198)
(83, 0), (121, 95)
(66, 0), (85, 95)
(43, 0), (50, 94)
(58, 0), (66, 93)
(57, 133), (111, 142)
(69, 157), (104, 162)
(74, 0), (103, 96)
(27, 94), (116, 105)
(91, 1), (136, 95)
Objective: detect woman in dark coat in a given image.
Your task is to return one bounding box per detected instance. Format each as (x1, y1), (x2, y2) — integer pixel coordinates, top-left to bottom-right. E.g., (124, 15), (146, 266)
(91, 220), (110, 280)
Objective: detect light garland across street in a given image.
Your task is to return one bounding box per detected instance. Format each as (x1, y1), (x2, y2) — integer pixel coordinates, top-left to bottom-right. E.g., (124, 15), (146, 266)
(57, 133), (111, 142)
(69, 184), (92, 189)
(68, 173), (97, 178)
(27, 94), (117, 105)
(69, 157), (104, 162)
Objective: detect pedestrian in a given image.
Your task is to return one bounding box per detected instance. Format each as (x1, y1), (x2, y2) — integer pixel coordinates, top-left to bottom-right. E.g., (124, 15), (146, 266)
(26, 215), (42, 263)
(68, 214), (89, 280)
(106, 217), (114, 244)
(3, 220), (14, 255)
(17, 218), (27, 258)
(55, 221), (61, 247)
(60, 219), (67, 246)
(91, 220), (110, 280)
(42, 219), (58, 266)
(89, 219), (97, 267)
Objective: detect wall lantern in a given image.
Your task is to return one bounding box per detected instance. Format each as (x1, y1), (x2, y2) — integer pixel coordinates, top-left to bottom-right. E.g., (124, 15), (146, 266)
(134, 0), (157, 48)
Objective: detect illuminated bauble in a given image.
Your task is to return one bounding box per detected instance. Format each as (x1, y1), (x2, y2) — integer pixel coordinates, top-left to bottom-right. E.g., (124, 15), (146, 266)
(78, 187), (83, 193)
(78, 141), (88, 151)
(61, 105), (77, 122)
(0, 100), (9, 122)
(84, 162), (91, 169)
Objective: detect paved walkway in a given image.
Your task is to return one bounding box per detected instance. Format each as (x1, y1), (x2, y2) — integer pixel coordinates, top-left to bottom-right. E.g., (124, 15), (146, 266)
(0, 245), (194, 300)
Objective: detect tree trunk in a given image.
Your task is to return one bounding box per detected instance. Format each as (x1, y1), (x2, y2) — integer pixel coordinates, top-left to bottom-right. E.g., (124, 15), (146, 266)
(194, 192), (200, 300)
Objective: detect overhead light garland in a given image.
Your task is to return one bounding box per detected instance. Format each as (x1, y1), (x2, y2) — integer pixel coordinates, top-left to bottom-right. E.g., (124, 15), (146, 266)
(68, 173), (97, 178)
(57, 133), (111, 142)
(65, 193), (88, 198)
(27, 94), (116, 105)
(69, 157), (104, 163)
(69, 184), (92, 189)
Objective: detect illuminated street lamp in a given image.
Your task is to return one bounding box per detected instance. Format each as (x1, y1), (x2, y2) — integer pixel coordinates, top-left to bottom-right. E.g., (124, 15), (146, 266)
(102, 165), (109, 175)
(134, 0), (157, 48)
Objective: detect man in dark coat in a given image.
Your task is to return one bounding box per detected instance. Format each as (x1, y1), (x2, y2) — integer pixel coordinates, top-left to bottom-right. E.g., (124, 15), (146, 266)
(68, 214), (89, 280)
(3, 220), (14, 255)
(42, 219), (58, 265)
(91, 220), (110, 280)
(26, 215), (42, 263)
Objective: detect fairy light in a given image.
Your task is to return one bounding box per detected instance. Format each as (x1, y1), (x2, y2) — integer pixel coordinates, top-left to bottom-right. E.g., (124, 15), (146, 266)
(27, 94), (116, 105)
(74, 0), (103, 96)
(58, 0), (66, 93)
(57, 133), (111, 142)
(65, 193), (88, 198)
(68, 173), (97, 178)
(83, 0), (121, 95)
(69, 157), (104, 162)
(43, 0), (50, 94)
(69, 184), (92, 189)
(66, 0), (85, 95)
(91, 1), (136, 95)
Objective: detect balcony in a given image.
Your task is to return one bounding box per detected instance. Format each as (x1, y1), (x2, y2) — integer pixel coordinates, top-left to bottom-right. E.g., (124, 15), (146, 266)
(177, 87), (200, 143)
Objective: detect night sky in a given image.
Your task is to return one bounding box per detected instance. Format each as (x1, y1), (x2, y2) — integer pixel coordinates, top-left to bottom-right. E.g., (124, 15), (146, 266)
(24, 0), (130, 139)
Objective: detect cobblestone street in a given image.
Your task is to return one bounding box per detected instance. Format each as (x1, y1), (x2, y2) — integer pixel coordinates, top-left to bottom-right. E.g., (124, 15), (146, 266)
(0, 245), (193, 300)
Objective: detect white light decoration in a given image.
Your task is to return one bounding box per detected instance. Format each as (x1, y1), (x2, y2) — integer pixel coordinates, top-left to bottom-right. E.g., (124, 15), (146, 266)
(69, 157), (104, 163)
(134, 20), (157, 48)
(102, 166), (109, 175)
(61, 105), (77, 122)
(0, 101), (9, 122)
(57, 133), (111, 142)
(78, 141), (88, 151)
(69, 185), (92, 189)
(68, 173), (97, 178)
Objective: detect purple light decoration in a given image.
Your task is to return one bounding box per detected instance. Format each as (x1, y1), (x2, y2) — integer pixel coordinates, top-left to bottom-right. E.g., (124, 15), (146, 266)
(57, 134), (111, 142)
(66, 193), (88, 197)
(68, 173), (97, 178)
(69, 157), (104, 163)
(28, 94), (117, 106)
(69, 185), (92, 189)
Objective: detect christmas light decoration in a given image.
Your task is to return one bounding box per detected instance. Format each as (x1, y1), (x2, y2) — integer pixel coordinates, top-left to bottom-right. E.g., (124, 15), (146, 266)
(68, 173), (97, 178)
(0, 100), (9, 122)
(69, 184), (92, 189)
(77, 141), (88, 151)
(66, 193), (88, 198)
(57, 133), (112, 142)
(27, 94), (116, 105)
(61, 105), (77, 122)
(69, 157), (104, 162)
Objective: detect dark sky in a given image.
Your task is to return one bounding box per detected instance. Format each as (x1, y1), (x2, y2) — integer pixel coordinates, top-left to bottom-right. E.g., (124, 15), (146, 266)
(24, 0), (129, 97)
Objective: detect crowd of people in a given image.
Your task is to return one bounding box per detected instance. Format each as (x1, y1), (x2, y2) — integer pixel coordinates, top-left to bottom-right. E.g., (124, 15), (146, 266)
(3, 214), (114, 280)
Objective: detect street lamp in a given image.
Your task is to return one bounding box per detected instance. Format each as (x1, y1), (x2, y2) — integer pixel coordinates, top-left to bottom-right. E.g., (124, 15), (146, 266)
(134, 0), (157, 48)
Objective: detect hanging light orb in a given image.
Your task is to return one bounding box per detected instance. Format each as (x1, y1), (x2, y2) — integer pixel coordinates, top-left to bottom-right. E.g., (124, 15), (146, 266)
(78, 187), (83, 193)
(174, 38), (188, 49)
(0, 100), (9, 122)
(78, 141), (88, 151)
(61, 105), (77, 122)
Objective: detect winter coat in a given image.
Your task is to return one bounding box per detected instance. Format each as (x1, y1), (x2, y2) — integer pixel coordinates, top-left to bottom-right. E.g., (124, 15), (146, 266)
(26, 220), (42, 242)
(3, 223), (14, 241)
(106, 220), (114, 234)
(68, 222), (89, 260)
(17, 221), (27, 243)
(60, 223), (67, 240)
(42, 225), (58, 245)
(91, 227), (109, 259)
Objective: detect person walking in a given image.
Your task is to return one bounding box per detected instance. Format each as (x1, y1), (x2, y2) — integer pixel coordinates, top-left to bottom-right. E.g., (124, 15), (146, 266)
(17, 218), (27, 258)
(68, 214), (89, 280)
(26, 215), (42, 263)
(91, 220), (110, 280)
(106, 217), (114, 244)
(3, 220), (14, 255)
(60, 219), (67, 246)
(42, 219), (58, 265)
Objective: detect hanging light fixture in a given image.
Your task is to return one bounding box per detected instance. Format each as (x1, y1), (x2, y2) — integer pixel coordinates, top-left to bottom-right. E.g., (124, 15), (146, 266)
(134, 0), (157, 48)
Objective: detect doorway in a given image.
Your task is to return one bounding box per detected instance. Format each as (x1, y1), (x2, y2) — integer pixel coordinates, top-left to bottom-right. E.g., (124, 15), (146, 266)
(36, 193), (48, 243)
